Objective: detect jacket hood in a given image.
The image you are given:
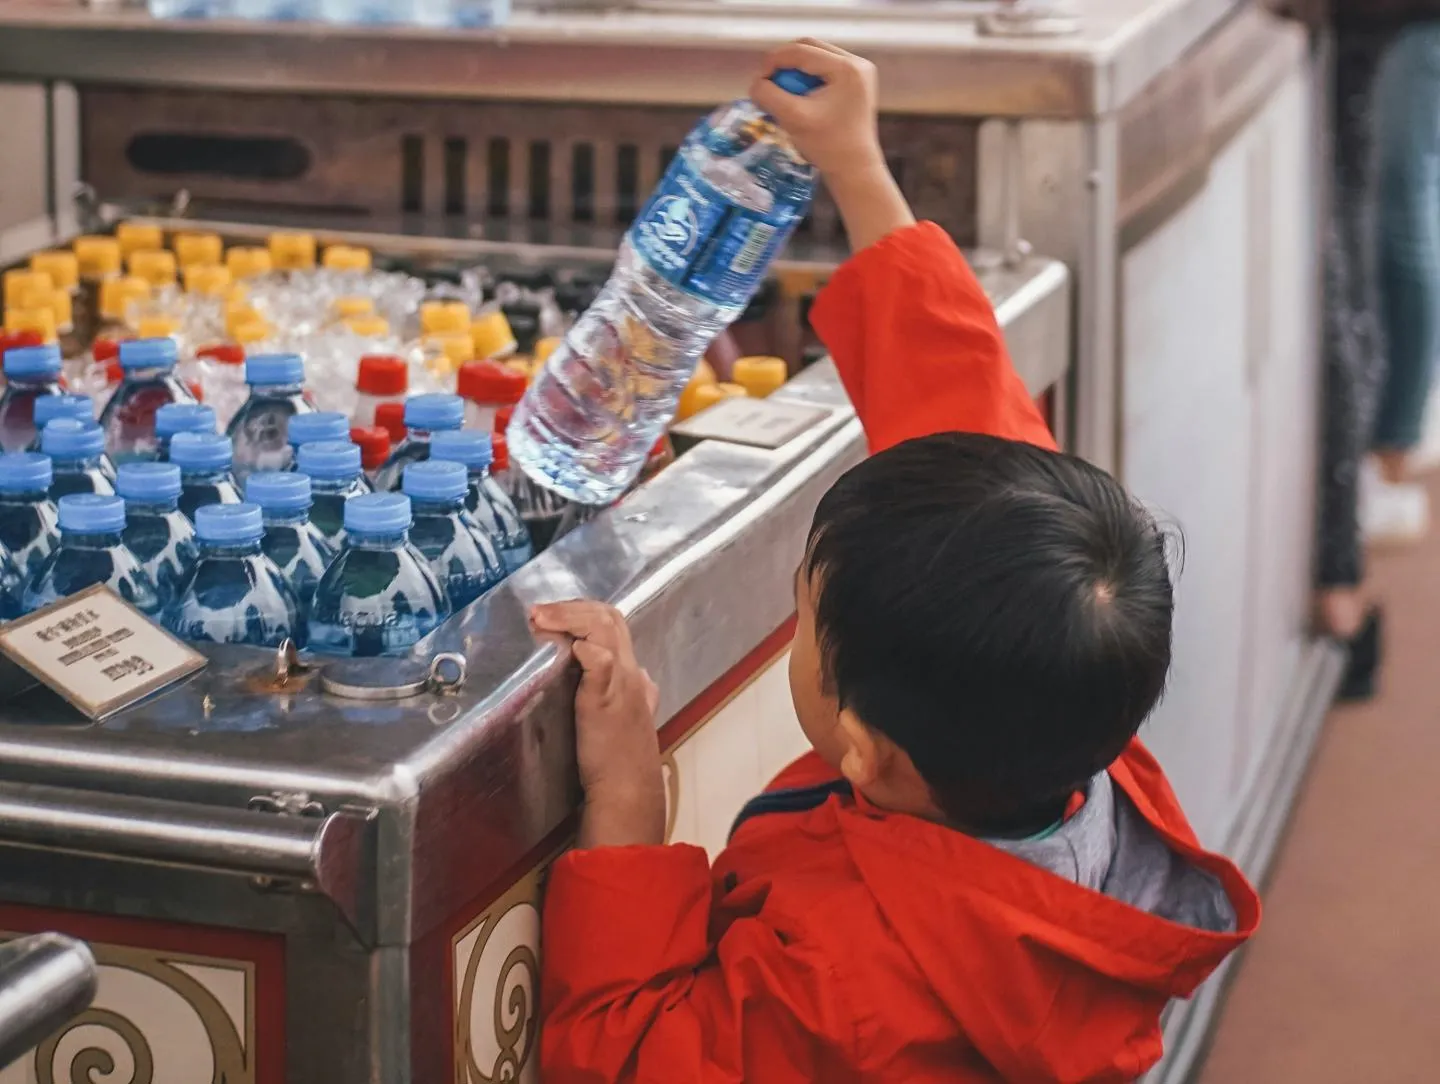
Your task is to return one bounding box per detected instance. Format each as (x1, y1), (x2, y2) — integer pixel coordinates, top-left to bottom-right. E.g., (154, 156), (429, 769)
(837, 742), (1260, 1083)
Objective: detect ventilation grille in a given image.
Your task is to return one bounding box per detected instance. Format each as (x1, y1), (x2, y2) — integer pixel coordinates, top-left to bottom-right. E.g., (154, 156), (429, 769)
(80, 88), (978, 245)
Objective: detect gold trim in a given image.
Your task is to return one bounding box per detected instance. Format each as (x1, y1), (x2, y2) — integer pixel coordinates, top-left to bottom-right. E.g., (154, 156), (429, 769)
(453, 874), (542, 1084)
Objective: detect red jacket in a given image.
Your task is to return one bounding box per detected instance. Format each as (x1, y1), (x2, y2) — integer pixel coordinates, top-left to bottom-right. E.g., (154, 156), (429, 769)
(540, 223), (1261, 1083)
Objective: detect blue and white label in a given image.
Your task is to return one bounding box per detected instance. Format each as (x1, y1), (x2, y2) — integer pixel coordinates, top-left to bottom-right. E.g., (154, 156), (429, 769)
(629, 145), (810, 310)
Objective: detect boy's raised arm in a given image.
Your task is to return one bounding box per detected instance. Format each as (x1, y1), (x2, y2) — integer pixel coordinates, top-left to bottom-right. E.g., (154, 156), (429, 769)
(752, 41), (1057, 455)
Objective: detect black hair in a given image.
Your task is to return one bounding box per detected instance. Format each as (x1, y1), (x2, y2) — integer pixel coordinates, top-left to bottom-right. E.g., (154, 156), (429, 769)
(804, 433), (1175, 832)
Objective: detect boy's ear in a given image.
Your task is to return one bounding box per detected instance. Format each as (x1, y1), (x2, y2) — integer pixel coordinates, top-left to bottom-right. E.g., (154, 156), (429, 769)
(837, 709), (886, 789)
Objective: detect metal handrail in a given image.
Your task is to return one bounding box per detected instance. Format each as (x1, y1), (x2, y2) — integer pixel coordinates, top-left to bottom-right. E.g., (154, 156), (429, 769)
(0, 934), (97, 1069)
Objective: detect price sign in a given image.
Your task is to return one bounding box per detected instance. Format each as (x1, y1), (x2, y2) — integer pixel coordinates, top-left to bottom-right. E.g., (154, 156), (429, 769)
(670, 398), (830, 451)
(0, 584), (206, 721)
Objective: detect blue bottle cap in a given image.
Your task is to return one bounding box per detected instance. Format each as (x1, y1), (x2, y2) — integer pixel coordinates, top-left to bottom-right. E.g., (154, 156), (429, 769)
(58, 492), (125, 533)
(33, 395), (94, 429)
(118, 337), (178, 371)
(155, 403), (216, 439)
(40, 418), (106, 459)
(404, 393), (465, 432)
(195, 502), (264, 544)
(429, 430), (493, 470)
(770, 68), (824, 96)
(245, 353), (305, 386)
(0, 452), (52, 493)
(116, 461), (183, 503)
(295, 439), (361, 480)
(170, 431), (233, 472)
(287, 412), (350, 448)
(246, 470), (312, 512)
(402, 459), (468, 502)
(3, 344), (62, 379)
(344, 491), (411, 535)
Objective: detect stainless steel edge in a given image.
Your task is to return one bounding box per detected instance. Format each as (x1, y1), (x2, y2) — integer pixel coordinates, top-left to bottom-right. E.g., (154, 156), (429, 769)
(0, 0), (1244, 119)
(0, 934), (97, 1070)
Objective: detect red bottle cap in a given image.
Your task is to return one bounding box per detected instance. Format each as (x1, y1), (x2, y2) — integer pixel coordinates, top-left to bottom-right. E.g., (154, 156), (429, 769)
(494, 406), (514, 434)
(0, 329), (44, 355)
(188, 381), (204, 401)
(197, 343), (245, 366)
(457, 359), (525, 406)
(492, 433), (510, 473)
(375, 401), (407, 443)
(357, 354), (408, 396)
(349, 425), (393, 470)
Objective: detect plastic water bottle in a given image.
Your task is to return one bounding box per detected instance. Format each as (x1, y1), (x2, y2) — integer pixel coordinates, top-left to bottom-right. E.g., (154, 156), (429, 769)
(0, 344), (64, 453)
(42, 420), (116, 500)
(506, 70), (820, 505)
(165, 503), (301, 648)
(429, 430), (531, 574)
(246, 471), (336, 618)
(285, 412), (354, 467)
(0, 453), (60, 580)
(401, 460), (504, 608)
(23, 493), (160, 616)
(155, 403), (217, 462)
(308, 492), (450, 657)
(0, 540), (21, 620)
(170, 432), (242, 521)
(26, 395), (95, 451)
(226, 353), (316, 481)
(372, 393), (465, 492)
(295, 440), (369, 546)
(99, 338), (198, 462)
(116, 462), (199, 606)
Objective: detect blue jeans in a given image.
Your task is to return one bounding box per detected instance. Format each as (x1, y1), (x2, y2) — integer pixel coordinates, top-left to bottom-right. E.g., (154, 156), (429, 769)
(1373, 24), (1440, 450)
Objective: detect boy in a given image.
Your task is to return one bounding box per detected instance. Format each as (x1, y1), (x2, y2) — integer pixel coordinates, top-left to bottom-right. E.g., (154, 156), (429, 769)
(532, 39), (1259, 1083)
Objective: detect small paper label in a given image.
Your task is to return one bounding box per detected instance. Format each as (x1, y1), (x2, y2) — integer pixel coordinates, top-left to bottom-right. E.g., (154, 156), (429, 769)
(0, 584), (206, 721)
(671, 398), (830, 450)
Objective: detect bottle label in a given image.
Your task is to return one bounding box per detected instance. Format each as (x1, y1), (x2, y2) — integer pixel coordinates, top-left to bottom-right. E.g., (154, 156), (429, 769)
(628, 147), (807, 310)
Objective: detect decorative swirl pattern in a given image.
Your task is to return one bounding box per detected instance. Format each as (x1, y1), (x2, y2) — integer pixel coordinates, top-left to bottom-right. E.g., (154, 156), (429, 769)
(455, 877), (543, 1084)
(36, 1008), (154, 1084)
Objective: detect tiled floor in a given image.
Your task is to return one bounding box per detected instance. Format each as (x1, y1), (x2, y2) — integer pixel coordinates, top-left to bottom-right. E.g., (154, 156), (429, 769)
(1196, 473), (1440, 1083)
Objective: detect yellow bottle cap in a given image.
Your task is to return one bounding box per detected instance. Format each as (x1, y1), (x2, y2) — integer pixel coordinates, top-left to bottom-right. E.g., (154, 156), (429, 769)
(99, 276), (151, 321)
(505, 358), (534, 382)
(432, 333), (475, 371)
(29, 251), (79, 292)
(184, 264), (233, 298)
(332, 296), (375, 320)
(137, 314), (180, 339)
(323, 245), (372, 272)
(226, 246), (273, 280)
(533, 336), (561, 364)
(173, 231), (223, 268)
(225, 304), (263, 338)
(5, 306), (57, 342)
(128, 249), (178, 288)
(268, 232), (316, 271)
(20, 285), (73, 333)
(692, 358), (718, 387)
(344, 315), (391, 338)
(72, 236), (122, 279)
(3, 270), (53, 311)
(225, 283), (250, 306)
(420, 300), (471, 336)
(469, 311), (517, 359)
(233, 320), (270, 346)
(680, 380), (747, 421)
(116, 222), (164, 257)
(731, 356), (789, 399)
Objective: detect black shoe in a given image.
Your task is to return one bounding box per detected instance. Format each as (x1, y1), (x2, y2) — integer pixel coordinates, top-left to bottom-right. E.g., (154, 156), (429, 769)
(1337, 606), (1382, 703)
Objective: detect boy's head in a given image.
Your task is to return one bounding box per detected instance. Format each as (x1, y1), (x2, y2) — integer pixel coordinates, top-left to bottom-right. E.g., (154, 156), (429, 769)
(789, 433), (1174, 831)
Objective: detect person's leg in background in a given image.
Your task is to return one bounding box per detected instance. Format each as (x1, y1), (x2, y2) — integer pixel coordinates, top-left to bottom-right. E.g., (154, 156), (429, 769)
(1316, 26), (1395, 698)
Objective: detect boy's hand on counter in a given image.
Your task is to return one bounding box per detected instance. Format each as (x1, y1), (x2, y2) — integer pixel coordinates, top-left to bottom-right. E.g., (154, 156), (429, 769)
(750, 39), (915, 253)
(531, 601), (666, 850)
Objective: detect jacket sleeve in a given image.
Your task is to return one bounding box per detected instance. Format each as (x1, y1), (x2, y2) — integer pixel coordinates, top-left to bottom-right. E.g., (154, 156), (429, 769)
(541, 844), (854, 1082)
(810, 221), (1058, 454)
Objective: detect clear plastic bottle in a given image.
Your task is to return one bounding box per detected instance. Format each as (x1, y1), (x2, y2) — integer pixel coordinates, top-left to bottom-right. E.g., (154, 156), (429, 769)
(154, 403), (217, 462)
(170, 432), (243, 521)
(491, 432), (569, 552)
(308, 492), (450, 657)
(352, 354), (409, 429)
(401, 460), (504, 609)
(23, 493), (160, 617)
(194, 344), (249, 426)
(0, 344), (64, 453)
(285, 412), (352, 466)
(295, 440), (369, 546)
(0, 539), (22, 620)
(26, 394), (94, 452)
(457, 359), (525, 434)
(429, 430), (532, 575)
(0, 453), (60, 580)
(507, 70), (819, 505)
(245, 470), (336, 619)
(42, 420), (116, 499)
(372, 393), (465, 493)
(165, 503), (301, 648)
(99, 337), (198, 462)
(226, 353), (316, 481)
(115, 461), (199, 606)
